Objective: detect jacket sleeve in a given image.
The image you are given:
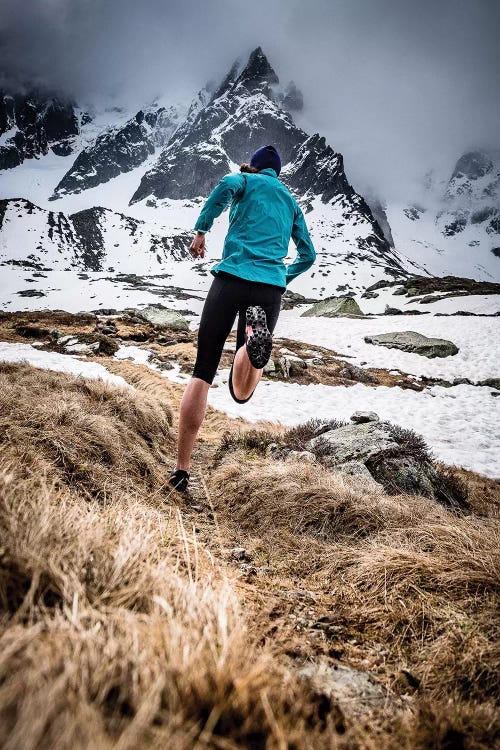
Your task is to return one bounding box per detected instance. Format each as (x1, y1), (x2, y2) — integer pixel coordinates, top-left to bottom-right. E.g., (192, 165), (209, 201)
(285, 203), (316, 284)
(193, 173), (246, 233)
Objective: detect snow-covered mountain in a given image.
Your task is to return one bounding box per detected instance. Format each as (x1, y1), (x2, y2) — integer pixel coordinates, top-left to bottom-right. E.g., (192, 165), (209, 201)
(1, 47), (498, 300)
(50, 102), (188, 199)
(0, 198), (191, 273)
(385, 149), (500, 281)
(0, 90), (83, 168)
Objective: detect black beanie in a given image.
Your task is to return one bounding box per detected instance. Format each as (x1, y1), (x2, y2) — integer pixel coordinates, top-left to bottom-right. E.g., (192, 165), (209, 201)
(249, 144), (282, 176)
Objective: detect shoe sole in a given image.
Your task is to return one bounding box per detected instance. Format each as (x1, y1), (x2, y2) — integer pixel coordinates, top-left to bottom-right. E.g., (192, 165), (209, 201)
(245, 306), (272, 369)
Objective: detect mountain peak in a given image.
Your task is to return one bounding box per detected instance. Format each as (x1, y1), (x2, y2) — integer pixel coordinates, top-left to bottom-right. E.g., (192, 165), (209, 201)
(233, 46), (279, 94)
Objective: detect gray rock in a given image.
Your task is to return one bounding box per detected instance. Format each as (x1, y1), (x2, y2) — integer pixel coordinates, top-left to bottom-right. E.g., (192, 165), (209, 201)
(337, 461), (383, 489)
(298, 660), (386, 716)
(350, 411), (380, 424)
(384, 305), (403, 315)
(338, 363), (375, 383)
(279, 355), (307, 378)
(364, 331), (459, 358)
(479, 378), (500, 390)
(65, 342), (95, 355)
(301, 296), (364, 318)
(285, 450), (316, 463)
(306, 422), (398, 466)
(58, 335), (78, 346)
(135, 305), (189, 331)
(263, 358), (276, 374)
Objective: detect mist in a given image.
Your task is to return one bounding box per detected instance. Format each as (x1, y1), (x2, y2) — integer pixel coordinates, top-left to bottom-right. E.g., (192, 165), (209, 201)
(1, 0), (499, 201)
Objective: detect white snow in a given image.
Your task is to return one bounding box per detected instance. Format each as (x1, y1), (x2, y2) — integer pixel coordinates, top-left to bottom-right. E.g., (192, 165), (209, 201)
(0, 342), (130, 388)
(274, 310), (500, 382)
(207, 372), (500, 478)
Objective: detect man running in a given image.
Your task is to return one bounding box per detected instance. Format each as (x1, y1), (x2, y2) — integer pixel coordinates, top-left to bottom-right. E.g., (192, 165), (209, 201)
(169, 145), (316, 492)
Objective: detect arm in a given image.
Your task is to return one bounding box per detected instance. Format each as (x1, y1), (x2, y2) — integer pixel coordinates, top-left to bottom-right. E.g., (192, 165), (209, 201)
(285, 203), (316, 285)
(193, 173), (246, 233)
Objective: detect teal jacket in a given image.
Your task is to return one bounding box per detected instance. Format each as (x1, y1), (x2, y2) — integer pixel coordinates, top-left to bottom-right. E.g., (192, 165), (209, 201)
(193, 167), (316, 289)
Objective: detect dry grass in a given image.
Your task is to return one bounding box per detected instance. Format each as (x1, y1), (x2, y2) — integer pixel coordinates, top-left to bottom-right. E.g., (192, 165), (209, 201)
(0, 362), (344, 749)
(0, 359), (499, 749)
(210, 454), (500, 747)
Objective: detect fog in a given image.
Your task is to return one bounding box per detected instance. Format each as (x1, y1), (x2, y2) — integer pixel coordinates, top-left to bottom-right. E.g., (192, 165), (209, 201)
(1, 0), (499, 200)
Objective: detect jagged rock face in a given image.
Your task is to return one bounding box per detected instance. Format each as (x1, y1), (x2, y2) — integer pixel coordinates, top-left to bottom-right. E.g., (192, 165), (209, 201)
(438, 149), (500, 237)
(0, 198), (191, 272)
(51, 105), (182, 198)
(131, 46), (306, 203)
(0, 91), (79, 170)
(281, 81), (304, 112)
(134, 142), (230, 201)
(282, 134), (351, 202)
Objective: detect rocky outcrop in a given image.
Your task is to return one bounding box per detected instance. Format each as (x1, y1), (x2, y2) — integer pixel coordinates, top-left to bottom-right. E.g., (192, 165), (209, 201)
(51, 105), (182, 198)
(0, 90), (80, 170)
(364, 331), (459, 358)
(301, 296), (364, 318)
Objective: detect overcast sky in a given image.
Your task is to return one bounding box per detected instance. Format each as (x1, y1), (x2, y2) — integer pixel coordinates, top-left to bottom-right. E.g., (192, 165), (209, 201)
(1, 0), (499, 199)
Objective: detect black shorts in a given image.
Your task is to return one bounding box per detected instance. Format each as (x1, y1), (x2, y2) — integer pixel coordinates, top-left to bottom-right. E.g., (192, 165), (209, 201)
(192, 270), (284, 384)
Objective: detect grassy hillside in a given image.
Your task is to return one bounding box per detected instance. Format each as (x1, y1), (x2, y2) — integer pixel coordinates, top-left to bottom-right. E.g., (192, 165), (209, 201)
(0, 359), (498, 749)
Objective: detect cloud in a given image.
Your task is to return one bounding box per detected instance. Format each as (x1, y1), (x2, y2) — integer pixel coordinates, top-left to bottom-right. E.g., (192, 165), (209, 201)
(1, 0), (499, 200)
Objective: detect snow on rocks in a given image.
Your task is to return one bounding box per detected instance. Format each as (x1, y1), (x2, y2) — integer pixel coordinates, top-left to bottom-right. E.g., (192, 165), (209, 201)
(0, 342), (130, 388)
(364, 331), (459, 358)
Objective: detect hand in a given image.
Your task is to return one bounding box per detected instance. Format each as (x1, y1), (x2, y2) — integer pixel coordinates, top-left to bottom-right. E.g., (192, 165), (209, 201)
(189, 231), (206, 259)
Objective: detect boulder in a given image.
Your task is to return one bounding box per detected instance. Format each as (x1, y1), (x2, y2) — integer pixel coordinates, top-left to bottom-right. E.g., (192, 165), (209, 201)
(298, 661), (386, 717)
(301, 296), (364, 318)
(279, 355), (307, 378)
(364, 331), (459, 358)
(350, 411), (380, 424)
(337, 461), (383, 489)
(306, 422), (398, 466)
(384, 305), (403, 315)
(135, 304), (189, 331)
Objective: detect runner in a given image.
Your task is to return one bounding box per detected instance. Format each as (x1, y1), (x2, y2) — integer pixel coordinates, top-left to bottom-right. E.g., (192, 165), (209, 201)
(169, 145), (316, 492)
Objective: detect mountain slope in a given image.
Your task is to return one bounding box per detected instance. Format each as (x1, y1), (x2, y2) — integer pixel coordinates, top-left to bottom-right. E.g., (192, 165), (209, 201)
(50, 103), (188, 199)
(0, 90), (82, 169)
(385, 149), (500, 281)
(0, 198), (191, 273)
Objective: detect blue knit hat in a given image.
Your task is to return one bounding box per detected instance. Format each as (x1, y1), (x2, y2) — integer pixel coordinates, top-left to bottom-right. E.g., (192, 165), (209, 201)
(249, 144), (281, 176)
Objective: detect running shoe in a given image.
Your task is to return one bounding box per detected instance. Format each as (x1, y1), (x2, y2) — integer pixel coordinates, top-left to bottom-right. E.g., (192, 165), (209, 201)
(245, 305), (273, 369)
(168, 468), (190, 493)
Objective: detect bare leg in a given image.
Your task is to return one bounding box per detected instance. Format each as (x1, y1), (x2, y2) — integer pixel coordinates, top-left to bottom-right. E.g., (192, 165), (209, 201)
(176, 376), (210, 471)
(231, 344), (263, 400)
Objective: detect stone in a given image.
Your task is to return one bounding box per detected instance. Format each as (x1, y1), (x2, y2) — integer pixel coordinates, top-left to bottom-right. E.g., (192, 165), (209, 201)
(298, 660), (386, 716)
(301, 296), (364, 318)
(279, 355), (307, 378)
(64, 342), (94, 355)
(364, 331), (459, 358)
(58, 335), (78, 346)
(263, 358), (276, 374)
(135, 305), (189, 331)
(479, 378), (500, 390)
(350, 411), (380, 424)
(306, 421), (398, 466)
(337, 461), (383, 489)
(285, 450), (316, 463)
(384, 305), (403, 315)
(337, 364), (375, 383)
